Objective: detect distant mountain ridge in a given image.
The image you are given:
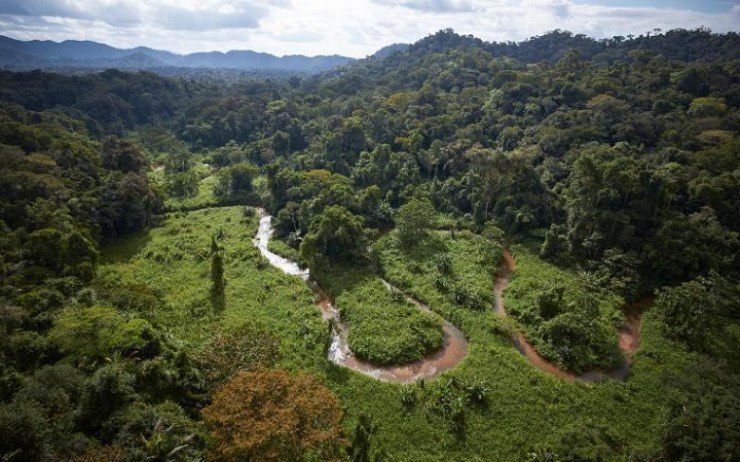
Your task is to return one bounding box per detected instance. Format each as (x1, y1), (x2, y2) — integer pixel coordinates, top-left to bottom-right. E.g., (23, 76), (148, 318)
(0, 35), (355, 73)
(3, 27), (737, 77)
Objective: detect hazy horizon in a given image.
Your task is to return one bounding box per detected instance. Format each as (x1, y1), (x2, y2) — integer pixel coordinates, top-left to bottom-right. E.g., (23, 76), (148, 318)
(1, 0), (738, 58)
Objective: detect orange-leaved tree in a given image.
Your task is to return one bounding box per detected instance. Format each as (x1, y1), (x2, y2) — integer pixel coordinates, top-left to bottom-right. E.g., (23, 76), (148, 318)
(202, 369), (346, 461)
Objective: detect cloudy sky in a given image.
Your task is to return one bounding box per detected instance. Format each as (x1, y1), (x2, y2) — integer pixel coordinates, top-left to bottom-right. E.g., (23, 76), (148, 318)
(1, 0), (738, 57)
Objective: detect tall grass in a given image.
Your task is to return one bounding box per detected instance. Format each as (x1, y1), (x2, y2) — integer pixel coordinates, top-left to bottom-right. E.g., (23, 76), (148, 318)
(99, 211), (695, 460)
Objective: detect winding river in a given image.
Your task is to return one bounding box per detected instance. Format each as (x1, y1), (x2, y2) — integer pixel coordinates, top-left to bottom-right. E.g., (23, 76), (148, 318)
(494, 250), (645, 382)
(253, 211), (468, 383)
(253, 211), (643, 383)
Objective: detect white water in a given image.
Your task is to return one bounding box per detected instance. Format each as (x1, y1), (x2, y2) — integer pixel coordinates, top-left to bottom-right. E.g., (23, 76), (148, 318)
(253, 215), (310, 280)
(252, 209), (468, 383)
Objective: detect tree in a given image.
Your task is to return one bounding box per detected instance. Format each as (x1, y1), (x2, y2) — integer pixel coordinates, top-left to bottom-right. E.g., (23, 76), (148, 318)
(77, 363), (137, 434)
(100, 172), (160, 238)
(0, 399), (51, 461)
(214, 162), (259, 202)
(202, 369), (345, 461)
(25, 228), (66, 272)
(105, 401), (204, 462)
(660, 359), (740, 461)
(210, 234), (226, 310)
(655, 273), (734, 352)
(165, 170), (198, 198)
(49, 305), (159, 364)
(350, 414), (387, 462)
(101, 136), (148, 173)
(396, 196), (436, 245)
(540, 223), (568, 262)
(299, 205), (367, 270)
(163, 144), (193, 174)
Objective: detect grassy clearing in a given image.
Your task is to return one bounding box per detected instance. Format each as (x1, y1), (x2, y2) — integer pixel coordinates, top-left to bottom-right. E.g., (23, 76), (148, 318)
(166, 175), (221, 211)
(98, 212), (696, 461)
(363, 227), (693, 460)
(147, 165), (221, 211)
(320, 264), (444, 365)
(373, 229), (501, 324)
(98, 206), (328, 371)
(504, 247), (624, 373)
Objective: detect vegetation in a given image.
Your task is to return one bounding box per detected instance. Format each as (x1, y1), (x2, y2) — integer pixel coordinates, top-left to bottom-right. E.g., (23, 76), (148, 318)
(504, 248), (623, 373)
(396, 196), (436, 245)
(209, 232), (226, 310)
(654, 272), (740, 354)
(319, 264), (444, 365)
(1, 27), (739, 461)
(299, 205), (368, 271)
(202, 369), (346, 461)
(374, 229), (502, 316)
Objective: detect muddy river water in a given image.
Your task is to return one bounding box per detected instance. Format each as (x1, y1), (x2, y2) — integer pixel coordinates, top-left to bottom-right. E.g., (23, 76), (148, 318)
(253, 211), (644, 383)
(253, 212), (468, 383)
(495, 250), (646, 382)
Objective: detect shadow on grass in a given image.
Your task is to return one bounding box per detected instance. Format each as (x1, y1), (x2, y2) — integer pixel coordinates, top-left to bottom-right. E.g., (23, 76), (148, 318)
(99, 230), (153, 264)
(324, 361), (354, 385)
(396, 232), (448, 263)
(317, 262), (378, 299)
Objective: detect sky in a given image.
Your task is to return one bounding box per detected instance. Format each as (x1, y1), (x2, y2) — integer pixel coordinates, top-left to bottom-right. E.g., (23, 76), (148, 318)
(0, 0), (738, 58)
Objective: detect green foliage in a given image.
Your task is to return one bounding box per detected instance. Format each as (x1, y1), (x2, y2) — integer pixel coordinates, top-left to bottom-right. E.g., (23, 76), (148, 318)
(26, 228), (66, 272)
(422, 377), (482, 436)
(209, 233), (226, 310)
(687, 96), (727, 118)
(659, 359), (740, 461)
(0, 399), (52, 461)
(165, 170), (199, 199)
(539, 224), (567, 263)
(0, 364), (85, 460)
(299, 205), (367, 270)
(375, 229), (499, 313)
(101, 136), (148, 173)
(99, 171), (161, 238)
(214, 162), (259, 203)
(396, 196), (436, 245)
(105, 401), (204, 461)
(98, 207), (323, 354)
(1, 28), (740, 462)
(350, 414), (379, 462)
(94, 279), (164, 318)
(563, 144), (671, 262)
(77, 362), (137, 434)
(321, 263), (444, 365)
(399, 384), (417, 408)
(49, 305), (158, 364)
(504, 249), (623, 373)
(655, 272), (737, 353)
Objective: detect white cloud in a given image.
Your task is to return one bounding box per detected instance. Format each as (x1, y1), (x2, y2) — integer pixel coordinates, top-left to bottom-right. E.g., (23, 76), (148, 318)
(371, 0), (477, 13)
(0, 0), (737, 57)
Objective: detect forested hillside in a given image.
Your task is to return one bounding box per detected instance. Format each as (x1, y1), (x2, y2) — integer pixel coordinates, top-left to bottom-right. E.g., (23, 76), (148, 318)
(1, 28), (738, 461)
(0, 35), (354, 74)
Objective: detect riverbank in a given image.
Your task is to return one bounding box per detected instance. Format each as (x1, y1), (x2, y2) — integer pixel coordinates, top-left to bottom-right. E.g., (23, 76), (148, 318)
(253, 210), (469, 382)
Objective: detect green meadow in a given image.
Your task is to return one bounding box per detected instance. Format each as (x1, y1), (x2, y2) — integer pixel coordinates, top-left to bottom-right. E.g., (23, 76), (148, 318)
(99, 208), (696, 460)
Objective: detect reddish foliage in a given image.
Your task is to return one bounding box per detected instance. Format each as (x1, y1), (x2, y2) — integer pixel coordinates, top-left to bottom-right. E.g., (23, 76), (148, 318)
(202, 369), (346, 461)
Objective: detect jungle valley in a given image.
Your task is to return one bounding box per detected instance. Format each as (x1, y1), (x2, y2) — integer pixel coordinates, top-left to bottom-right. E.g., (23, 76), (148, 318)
(1, 28), (739, 461)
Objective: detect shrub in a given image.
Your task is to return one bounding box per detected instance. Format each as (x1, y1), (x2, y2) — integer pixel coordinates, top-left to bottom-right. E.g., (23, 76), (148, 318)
(49, 305), (158, 364)
(435, 253), (452, 275)
(400, 384), (417, 408)
(105, 401), (204, 461)
(77, 363), (137, 435)
(196, 325), (281, 388)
